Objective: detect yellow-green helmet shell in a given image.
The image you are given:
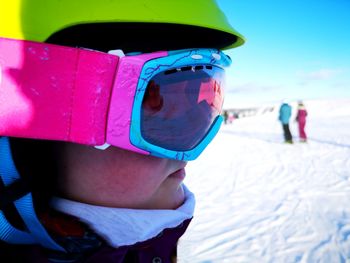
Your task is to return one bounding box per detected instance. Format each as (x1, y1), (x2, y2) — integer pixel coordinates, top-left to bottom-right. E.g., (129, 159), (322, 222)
(0, 0), (244, 49)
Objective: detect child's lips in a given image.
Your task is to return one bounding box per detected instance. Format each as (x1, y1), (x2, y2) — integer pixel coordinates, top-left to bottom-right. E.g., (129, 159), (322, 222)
(168, 168), (186, 180)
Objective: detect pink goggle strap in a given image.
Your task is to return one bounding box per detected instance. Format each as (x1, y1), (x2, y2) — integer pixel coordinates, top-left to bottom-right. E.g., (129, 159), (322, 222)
(0, 37), (118, 145)
(106, 51), (167, 155)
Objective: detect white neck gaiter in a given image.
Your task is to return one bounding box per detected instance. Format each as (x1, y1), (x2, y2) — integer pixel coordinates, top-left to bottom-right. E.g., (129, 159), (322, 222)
(51, 185), (195, 247)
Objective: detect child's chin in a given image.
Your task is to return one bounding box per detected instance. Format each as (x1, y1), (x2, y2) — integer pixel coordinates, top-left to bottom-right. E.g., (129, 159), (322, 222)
(167, 184), (186, 209)
(152, 184), (185, 210)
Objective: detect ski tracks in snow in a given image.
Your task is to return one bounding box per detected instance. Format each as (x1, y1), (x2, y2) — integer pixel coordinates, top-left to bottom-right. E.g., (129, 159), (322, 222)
(179, 100), (350, 263)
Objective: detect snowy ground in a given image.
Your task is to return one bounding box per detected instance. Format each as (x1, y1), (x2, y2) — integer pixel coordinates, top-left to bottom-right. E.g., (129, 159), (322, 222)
(178, 99), (350, 263)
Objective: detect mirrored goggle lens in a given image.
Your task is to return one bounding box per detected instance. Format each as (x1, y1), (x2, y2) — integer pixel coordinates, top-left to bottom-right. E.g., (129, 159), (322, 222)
(141, 65), (225, 151)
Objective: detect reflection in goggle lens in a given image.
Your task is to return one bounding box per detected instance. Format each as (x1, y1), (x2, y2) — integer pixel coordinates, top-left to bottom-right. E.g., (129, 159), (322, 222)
(141, 65), (224, 151)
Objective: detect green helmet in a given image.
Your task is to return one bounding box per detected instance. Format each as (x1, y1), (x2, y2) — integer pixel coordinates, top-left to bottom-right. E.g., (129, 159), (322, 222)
(0, 0), (244, 50)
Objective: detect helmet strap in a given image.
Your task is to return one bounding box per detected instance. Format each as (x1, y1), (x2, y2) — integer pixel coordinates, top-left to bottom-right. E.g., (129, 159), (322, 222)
(0, 137), (64, 251)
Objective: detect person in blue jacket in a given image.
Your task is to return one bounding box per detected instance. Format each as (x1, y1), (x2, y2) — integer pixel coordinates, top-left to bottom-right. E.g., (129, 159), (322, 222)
(278, 101), (293, 143)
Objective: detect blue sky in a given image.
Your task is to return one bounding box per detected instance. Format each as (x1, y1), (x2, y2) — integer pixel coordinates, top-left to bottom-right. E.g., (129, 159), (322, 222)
(217, 0), (350, 107)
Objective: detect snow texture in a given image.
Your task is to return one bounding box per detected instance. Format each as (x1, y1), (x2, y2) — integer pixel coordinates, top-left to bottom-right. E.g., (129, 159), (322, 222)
(178, 99), (350, 263)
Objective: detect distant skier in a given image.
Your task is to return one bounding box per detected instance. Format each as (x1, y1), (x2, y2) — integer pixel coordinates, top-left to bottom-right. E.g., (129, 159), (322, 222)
(223, 110), (229, 124)
(278, 101), (293, 143)
(296, 101), (308, 142)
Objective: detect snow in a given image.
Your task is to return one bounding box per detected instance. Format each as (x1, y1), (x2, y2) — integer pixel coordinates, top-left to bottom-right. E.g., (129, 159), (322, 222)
(178, 99), (350, 263)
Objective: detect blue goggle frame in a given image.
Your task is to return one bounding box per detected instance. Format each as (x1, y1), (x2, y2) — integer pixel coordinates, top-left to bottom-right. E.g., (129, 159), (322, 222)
(128, 48), (231, 160)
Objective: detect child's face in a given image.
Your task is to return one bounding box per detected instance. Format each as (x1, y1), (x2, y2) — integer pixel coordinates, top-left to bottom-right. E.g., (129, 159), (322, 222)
(57, 143), (187, 209)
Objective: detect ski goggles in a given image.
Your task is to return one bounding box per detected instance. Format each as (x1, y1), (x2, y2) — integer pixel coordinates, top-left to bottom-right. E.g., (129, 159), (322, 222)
(0, 37), (231, 160)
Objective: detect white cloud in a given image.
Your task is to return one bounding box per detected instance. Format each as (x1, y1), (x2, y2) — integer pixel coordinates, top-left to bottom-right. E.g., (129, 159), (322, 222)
(297, 68), (343, 80)
(226, 82), (280, 93)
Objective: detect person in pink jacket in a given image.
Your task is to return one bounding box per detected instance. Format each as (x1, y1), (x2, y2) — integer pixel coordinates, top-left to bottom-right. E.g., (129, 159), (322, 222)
(296, 101), (308, 142)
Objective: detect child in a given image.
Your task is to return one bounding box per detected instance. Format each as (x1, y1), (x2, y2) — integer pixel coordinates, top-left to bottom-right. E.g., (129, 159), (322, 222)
(0, 0), (244, 262)
(296, 101), (308, 142)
